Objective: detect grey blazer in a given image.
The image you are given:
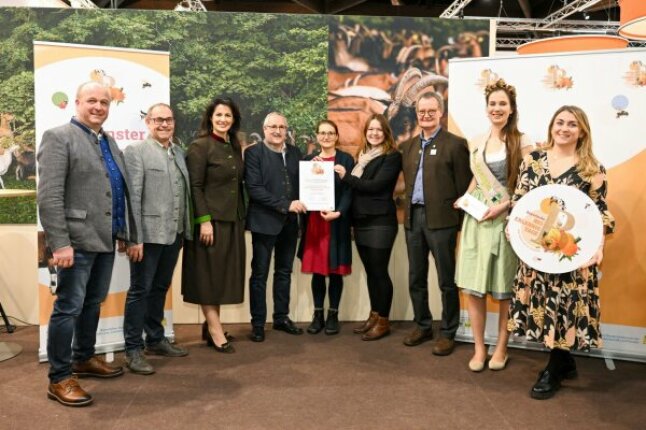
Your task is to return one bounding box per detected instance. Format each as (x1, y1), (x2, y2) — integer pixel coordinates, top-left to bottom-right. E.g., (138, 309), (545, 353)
(37, 121), (138, 253)
(124, 137), (193, 245)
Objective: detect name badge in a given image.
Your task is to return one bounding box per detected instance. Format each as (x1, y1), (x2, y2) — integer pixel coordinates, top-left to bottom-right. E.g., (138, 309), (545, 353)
(430, 148), (437, 156)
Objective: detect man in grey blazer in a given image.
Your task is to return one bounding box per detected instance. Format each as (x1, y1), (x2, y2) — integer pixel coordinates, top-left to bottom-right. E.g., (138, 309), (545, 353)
(38, 81), (138, 407)
(122, 103), (192, 375)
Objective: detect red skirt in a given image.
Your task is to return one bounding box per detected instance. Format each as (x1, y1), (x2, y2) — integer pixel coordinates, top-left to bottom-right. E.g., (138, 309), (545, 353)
(301, 212), (350, 276)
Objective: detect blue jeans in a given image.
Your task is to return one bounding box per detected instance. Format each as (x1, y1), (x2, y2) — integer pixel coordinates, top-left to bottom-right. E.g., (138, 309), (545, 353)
(123, 236), (182, 353)
(249, 220), (298, 328)
(47, 249), (115, 383)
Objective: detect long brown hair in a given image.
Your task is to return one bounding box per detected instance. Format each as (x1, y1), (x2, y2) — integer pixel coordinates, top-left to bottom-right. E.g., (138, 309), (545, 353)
(545, 105), (600, 178)
(485, 79), (522, 194)
(356, 113), (396, 158)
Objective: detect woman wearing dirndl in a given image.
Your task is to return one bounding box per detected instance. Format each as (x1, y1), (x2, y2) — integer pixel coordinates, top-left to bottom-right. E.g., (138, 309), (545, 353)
(455, 79), (533, 372)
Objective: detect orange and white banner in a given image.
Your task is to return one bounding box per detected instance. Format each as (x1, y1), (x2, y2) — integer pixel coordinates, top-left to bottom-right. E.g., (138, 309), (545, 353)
(34, 42), (171, 361)
(448, 48), (646, 362)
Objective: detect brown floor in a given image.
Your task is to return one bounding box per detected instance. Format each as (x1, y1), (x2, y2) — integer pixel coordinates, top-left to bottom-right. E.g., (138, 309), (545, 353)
(0, 323), (644, 430)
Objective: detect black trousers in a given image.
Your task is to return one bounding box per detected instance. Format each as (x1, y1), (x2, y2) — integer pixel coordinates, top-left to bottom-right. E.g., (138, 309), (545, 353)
(356, 244), (394, 318)
(405, 206), (460, 338)
(249, 220), (298, 328)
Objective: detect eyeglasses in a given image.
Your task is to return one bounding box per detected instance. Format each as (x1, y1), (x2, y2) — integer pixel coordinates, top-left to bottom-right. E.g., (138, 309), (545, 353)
(265, 124), (287, 131)
(417, 110), (439, 117)
(317, 131), (337, 137)
(151, 117), (175, 125)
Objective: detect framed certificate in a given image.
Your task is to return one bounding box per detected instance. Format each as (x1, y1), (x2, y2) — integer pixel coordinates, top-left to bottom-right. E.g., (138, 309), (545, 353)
(507, 184), (603, 274)
(299, 161), (335, 211)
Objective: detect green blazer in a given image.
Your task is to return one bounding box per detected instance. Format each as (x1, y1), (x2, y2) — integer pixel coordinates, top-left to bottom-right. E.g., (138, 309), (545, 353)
(185, 135), (246, 224)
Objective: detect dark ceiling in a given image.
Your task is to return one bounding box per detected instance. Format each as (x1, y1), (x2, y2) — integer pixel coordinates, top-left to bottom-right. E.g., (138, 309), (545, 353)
(68, 1), (629, 50)
(85, 0), (621, 21)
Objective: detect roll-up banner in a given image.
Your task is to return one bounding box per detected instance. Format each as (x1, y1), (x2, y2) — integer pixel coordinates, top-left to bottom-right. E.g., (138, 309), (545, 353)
(34, 41), (171, 361)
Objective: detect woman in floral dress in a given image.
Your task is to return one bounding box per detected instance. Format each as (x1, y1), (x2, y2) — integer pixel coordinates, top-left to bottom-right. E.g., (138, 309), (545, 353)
(508, 105), (615, 400)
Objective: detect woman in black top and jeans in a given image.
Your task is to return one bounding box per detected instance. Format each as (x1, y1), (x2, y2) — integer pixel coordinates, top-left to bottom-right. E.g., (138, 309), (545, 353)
(334, 113), (402, 340)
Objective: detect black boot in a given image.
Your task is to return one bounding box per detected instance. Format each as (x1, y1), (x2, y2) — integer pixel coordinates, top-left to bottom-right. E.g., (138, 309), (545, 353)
(560, 352), (578, 379)
(325, 309), (340, 335)
(530, 368), (561, 400)
(531, 349), (566, 400)
(307, 309), (325, 334)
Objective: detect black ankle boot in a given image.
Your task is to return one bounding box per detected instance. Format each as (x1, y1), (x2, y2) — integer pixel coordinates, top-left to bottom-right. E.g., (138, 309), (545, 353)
(530, 367), (561, 400)
(307, 309), (325, 334)
(560, 353), (578, 379)
(325, 309), (339, 335)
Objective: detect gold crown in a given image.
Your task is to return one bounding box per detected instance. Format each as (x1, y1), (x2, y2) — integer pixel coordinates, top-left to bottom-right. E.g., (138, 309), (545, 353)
(484, 78), (517, 99)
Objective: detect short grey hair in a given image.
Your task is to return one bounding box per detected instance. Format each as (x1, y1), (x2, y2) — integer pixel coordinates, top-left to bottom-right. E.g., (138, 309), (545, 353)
(146, 103), (173, 117)
(416, 91), (445, 114)
(263, 112), (287, 127)
(76, 81), (111, 100)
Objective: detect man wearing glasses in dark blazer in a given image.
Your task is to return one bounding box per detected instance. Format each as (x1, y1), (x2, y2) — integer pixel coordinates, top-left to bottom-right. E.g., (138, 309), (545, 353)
(244, 112), (307, 342)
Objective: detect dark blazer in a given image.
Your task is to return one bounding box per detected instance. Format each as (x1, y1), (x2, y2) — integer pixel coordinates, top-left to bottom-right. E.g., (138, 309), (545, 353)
(400, 129), (471, 230)
(297, 150), (355, 269)
(37, 122), (138, 253)
(244, 141), (302, 235)
(342, 151), (402, 220)
(185, 135), (245, 224)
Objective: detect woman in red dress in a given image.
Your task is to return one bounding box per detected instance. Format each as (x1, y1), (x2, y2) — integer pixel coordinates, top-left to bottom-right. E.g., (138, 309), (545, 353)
(298, 119), (354, 335)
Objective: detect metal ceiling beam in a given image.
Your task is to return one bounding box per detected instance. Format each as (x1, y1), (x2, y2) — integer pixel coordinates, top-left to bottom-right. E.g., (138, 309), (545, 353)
(540, 0), (604, 28)
(439, 0), (473, 19)
(174, 0), (207, 11)
(69, 0), (99, 7)
(585, 0), (618, 13)
(494, 17), (619, 33)
(495, 37), (531, 49)
(496, 37), (646, 50)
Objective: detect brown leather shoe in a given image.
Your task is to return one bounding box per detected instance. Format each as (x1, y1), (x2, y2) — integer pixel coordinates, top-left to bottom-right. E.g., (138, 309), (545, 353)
(361, 316), (390, 341)
(47, 377), (93, 407)
(403, 327), (434, 346)
(353, 311), (379, 334)
(72, 356), (124, 378)
(432, 337), (455, 356)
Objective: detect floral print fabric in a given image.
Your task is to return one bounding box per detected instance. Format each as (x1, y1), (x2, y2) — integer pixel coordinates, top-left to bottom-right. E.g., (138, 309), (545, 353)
(508, 151), (615, 351)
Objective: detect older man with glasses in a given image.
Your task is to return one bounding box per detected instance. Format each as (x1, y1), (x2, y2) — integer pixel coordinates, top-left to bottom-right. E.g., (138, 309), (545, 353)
(399, 92), (472, 355)
(122, 103), (193, 375)
(244, 112), (307, 342)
